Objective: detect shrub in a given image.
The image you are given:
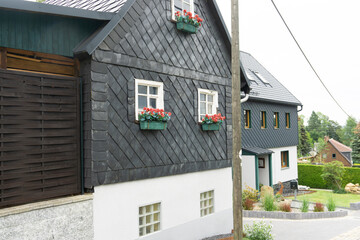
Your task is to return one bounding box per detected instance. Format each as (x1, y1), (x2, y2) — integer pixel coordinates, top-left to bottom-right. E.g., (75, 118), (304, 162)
(321, 161), (345, 190)
(313, 202), (324, 212)
(261, 193), (276, 212)
(244, 221), (274, 240)
(327, 196), (336, 211)
(243, 185), (259, 202)
(333, 188), (347, 194)
(243, 198), (255, 210)
(279, 202), (291, 212)
(300, 199), (309, 212)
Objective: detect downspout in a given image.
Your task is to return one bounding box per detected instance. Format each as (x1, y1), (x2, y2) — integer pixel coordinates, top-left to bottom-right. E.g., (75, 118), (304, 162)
(241, 93), (249, 103)
(80, 78), (84, 195)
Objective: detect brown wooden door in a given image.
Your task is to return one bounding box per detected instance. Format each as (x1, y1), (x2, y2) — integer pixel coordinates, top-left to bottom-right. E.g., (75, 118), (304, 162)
(0, 69), (81, 208)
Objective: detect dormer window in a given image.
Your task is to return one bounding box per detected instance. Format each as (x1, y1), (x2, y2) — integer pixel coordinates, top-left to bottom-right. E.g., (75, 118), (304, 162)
(171, 0), (194, 21)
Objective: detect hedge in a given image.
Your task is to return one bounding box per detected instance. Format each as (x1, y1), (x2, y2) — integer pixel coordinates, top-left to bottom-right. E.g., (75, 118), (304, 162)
(298, 164), (360, 189)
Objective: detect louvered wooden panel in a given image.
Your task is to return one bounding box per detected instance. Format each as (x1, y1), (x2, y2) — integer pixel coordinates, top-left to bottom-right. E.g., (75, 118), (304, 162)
(0, 69), (80, 208)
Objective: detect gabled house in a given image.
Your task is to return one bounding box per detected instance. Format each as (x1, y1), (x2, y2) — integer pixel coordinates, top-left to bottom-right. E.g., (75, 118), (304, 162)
(320, 136), (352, 167)
(240, 52), (302, 194)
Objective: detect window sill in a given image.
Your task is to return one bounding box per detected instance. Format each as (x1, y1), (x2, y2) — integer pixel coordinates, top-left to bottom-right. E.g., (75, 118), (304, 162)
(281, 167), (290, 170)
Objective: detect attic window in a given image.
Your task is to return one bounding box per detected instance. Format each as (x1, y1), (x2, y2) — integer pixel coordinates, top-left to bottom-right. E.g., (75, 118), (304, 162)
(252, 70), (269, 84)
(171, 0), (194, 21)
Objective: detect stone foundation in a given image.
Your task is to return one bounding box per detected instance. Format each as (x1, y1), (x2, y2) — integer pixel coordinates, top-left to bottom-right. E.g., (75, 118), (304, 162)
(273, 179), (297, 196)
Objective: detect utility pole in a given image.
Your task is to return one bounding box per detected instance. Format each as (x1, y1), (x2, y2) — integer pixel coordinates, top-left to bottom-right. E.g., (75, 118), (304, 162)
(231, 0), (243, 239)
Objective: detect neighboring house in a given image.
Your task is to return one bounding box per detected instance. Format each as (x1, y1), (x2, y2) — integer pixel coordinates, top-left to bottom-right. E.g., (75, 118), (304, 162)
(320, 136), (353, 167)
(240, 52), (302, 194)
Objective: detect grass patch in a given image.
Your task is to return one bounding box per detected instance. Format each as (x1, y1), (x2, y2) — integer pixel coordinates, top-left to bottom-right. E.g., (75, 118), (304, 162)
(287, 189), (360, 208)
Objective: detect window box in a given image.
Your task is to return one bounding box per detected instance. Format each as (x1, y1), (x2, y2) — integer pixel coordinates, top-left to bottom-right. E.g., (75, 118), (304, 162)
(140, 121), (167, 130)
(176, 22), (197, 34)
(201, 123), (221, 131)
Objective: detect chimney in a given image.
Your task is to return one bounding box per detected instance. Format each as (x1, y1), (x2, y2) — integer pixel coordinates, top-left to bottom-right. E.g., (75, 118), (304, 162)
(324, 136), (330, 142)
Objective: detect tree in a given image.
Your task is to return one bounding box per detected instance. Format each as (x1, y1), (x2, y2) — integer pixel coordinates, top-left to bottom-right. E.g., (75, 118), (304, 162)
(342, 116), (357, 147)
(306, 111), (322, 144)
(315, 137), (328, 163)
(298, 116), (311, 157)
(321, 161), (345, 190)
(351, 123), (360, 163)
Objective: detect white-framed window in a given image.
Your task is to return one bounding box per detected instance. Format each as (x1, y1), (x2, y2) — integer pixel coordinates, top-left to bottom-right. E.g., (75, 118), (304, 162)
(198, 88), (218, 122)
(200, 190), (214, 217)
(171, 0), (194, 21)
(135, 79), (164, 120)
(139, 202), (161, 237)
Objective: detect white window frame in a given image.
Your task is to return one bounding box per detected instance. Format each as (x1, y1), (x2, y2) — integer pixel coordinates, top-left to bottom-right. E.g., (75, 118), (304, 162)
(138, 202), (161, 237)
(198, 88), (218, 122)
(171, 0), (195, 21)
(135, 79), (164, 121)
(200, 190), (214, 217)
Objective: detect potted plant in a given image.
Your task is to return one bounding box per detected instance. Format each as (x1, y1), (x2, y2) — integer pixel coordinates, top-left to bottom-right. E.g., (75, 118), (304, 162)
(201, 113), (225, 131)
(138, 107), (172, 130)
(175, 10), (203, 34)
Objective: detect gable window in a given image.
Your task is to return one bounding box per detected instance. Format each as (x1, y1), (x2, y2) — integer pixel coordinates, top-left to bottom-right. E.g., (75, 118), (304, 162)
(139, 203), (161, 236)
(260, 111), (266, 129)
(332, 153), (336, 159)
(286, 113), (290, 129)
(274, 112), (279, 129)
(200, 190), (214, 217)
(244, 110), (251, 129)
(135, 79), (164, 120)
(171, 0), (194, 21)
(281, 151), (289, 168)
(198, 89), (218, 122)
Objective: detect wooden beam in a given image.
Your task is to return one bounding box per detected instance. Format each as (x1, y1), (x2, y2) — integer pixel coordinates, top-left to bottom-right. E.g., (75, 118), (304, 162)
(0, 48), (7, 69)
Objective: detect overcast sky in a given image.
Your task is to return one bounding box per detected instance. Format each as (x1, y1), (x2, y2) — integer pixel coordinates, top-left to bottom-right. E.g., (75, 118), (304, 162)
(216, 0), (360, 126)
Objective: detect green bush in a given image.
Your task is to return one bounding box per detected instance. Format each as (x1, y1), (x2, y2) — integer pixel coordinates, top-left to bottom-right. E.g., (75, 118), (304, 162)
(261, 193), (277, 211)
(298, 164), (360, 189)
(244, 221), (274, 240)
(327, 196), (336, 211)
(300, 199), (309, 212)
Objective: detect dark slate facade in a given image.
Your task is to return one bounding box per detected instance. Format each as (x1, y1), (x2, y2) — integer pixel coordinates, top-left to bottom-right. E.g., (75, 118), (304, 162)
(82, 0), (234, 188)
(241, 100), (299, 149)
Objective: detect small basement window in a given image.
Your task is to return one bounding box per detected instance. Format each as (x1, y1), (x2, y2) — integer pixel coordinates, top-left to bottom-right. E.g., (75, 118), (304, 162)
(139, 203), (161, 237)
(198, 89), (218, 122)
(171, 0), (194, 21)
(135, 79), (164, 120)
(200, 190), (214, 217)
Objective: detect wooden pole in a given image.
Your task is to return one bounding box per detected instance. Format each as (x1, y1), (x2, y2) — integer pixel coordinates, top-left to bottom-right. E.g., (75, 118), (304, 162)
(231, 0), (243, 239)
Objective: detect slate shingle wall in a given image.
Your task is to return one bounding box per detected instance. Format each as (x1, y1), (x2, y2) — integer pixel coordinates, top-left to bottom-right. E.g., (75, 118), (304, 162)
(242, 100), (299, 149)
(84, 0), (233, 187)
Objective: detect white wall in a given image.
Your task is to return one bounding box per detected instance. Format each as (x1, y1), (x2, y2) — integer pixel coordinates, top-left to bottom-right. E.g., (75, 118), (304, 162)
(241, 155), (256, 189)
(93, 168), (233, 240)
(269, 145), (298, 184)
(258, 154), (269, 186)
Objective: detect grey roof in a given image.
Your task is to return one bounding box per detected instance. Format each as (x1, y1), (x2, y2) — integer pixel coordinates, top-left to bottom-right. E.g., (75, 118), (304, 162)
(44, 0), (127, 13)
(240, 51), (302, 106)
(0, 0), (114, 20)
(243, 146), (274, 155)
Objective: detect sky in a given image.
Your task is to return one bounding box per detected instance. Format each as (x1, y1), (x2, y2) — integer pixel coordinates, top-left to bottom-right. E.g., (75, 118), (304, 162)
(216, 0), (360, 126)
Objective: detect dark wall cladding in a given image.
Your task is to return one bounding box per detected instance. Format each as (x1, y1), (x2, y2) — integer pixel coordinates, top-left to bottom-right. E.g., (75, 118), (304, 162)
(241, 100), (299, 149)
(84, 0), (234, 187)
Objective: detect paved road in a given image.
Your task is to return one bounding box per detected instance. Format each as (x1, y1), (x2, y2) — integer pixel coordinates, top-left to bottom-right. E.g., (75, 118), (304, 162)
(243, 210), (360, 240)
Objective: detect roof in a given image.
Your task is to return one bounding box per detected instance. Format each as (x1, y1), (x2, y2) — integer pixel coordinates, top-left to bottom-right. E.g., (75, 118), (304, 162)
(243, 146), (274, 156)
(44, 0), (126, 13)
(240, 51), (302, 106)
(0, 0), (114, 20)
(329, 139), (352, 153)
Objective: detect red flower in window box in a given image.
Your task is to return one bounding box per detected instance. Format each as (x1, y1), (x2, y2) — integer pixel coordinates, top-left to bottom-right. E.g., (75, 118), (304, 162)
(138, 108), (172, 130)
(175, 10), (203, 34)
(201, 113), (225, 131)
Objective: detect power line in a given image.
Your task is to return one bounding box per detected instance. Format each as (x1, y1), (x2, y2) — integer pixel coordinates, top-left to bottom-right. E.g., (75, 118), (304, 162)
(270, 0), (350, 118)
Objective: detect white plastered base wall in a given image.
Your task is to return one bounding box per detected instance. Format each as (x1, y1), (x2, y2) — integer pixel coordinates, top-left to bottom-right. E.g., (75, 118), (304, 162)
(93, 168), (233, 240)
(269, 145), (298, 184)
(241, 155), (256, 189)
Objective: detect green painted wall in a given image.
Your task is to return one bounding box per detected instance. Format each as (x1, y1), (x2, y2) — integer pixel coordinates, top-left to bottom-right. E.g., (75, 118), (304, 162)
(0, 9), (103, 57)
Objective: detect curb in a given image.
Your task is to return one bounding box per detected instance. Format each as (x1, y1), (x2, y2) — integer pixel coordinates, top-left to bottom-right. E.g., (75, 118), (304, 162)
(243, 209), (348, 220)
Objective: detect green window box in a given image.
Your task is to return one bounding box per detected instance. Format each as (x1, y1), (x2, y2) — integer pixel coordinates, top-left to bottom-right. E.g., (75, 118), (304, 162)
(176, 22), (198, 34)
(201, 123), (221, 131)
(140, 121), (167, 130)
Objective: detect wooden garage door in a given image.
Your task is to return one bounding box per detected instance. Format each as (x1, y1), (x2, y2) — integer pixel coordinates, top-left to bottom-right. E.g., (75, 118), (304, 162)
(0, 69), (81, 208)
